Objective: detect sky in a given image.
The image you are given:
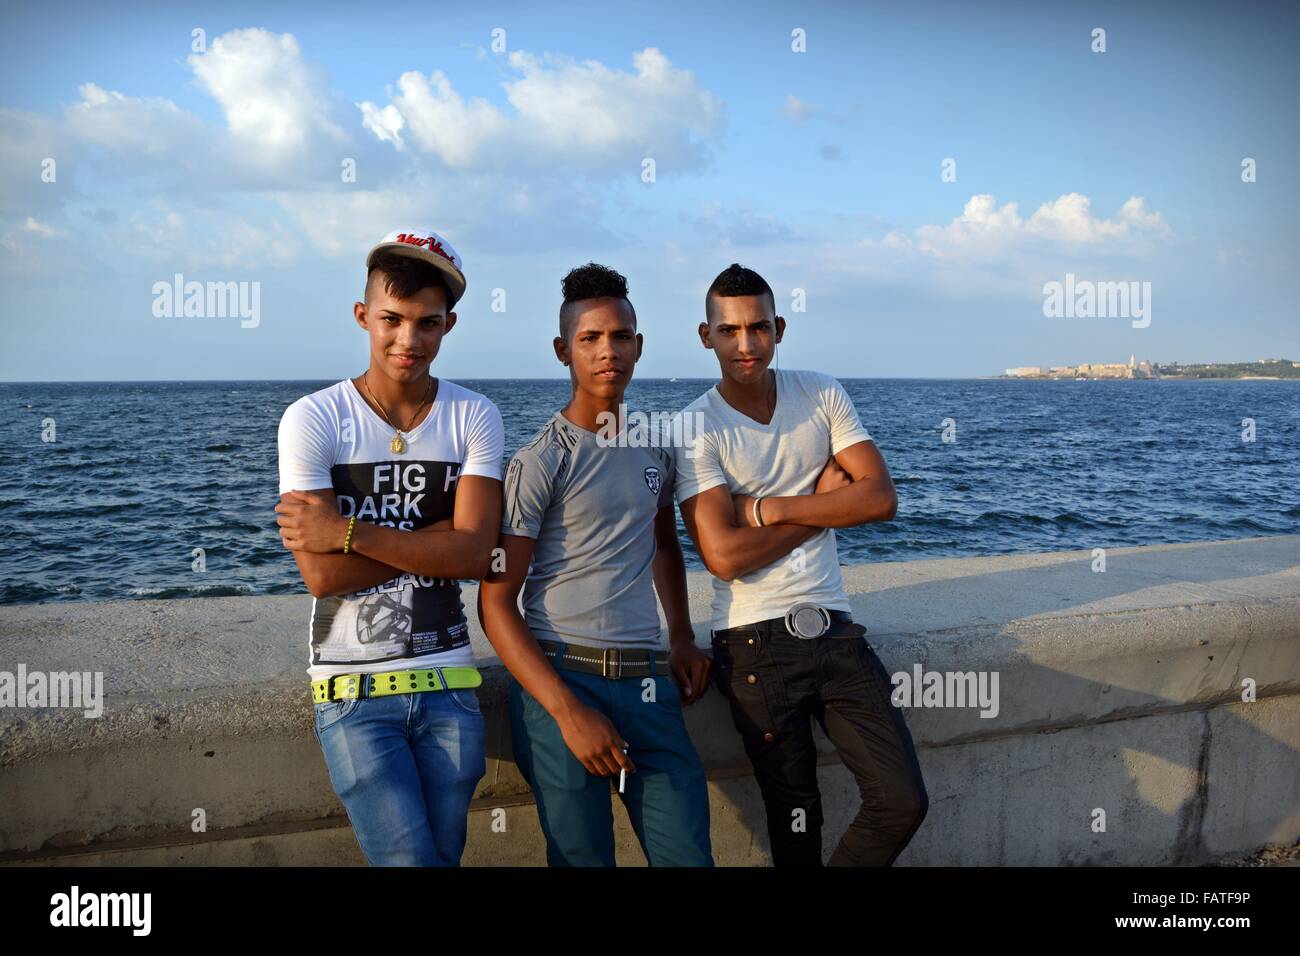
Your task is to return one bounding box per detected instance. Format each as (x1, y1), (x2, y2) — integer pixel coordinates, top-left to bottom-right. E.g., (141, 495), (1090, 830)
(1, 0), (1297, 381)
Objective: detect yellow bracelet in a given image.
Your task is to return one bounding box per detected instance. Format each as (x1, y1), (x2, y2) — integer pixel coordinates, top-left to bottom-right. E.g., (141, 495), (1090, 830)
(342, 515), (357, 553)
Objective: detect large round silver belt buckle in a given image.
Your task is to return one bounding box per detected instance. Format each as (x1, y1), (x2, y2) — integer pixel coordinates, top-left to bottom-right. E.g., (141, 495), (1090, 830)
(785, 603), (831, 639)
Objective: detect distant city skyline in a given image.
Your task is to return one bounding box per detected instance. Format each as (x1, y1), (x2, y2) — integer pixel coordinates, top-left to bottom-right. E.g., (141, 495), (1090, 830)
(1002, 355), (1299, 380)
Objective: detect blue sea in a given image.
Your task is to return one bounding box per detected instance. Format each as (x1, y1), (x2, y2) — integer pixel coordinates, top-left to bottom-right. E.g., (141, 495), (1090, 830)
(1, 378), (1296, 605)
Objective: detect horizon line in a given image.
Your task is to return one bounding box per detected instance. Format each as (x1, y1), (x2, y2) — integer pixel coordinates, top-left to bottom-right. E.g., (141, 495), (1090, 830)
(0, 375), (982, 385)
(3, 373), (1297, 386)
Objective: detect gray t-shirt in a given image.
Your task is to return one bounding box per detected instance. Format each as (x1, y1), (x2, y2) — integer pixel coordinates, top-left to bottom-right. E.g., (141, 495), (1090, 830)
(673, 368), (873, 630)
(501, 410), (675, 650)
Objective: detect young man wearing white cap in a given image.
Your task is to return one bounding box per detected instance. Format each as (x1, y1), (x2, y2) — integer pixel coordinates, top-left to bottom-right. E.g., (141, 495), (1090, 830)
(673, 263), (928, 867)
(275, 229), (505, 866)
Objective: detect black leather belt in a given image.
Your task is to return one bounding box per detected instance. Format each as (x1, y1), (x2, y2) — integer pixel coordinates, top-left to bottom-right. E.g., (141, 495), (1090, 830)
(712, 607), (865, 641)
(536, 639), (670, 679)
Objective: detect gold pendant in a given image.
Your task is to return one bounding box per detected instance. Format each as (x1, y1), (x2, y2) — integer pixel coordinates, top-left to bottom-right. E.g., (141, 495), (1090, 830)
(390, 434), (407, 454)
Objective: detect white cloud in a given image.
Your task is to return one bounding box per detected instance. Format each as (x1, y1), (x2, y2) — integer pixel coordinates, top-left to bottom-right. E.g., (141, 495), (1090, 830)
(911, 193), (1170, 258)
(360, 47), (724, 173)
(115, 200), (301, 270)
(1113, 196), (1169, 234)
(65, 83), (210, 157)
(42, 30), (364, 192)
(5, 32), (723, 264)
(509, 47), (722, 163)
(781, 192), (1177, 306)
(51, 28), (352, 189)
(357, 101), (405, 149)
(360, 70), (509, 167)
(1022, 193), (1168, 242)
(272, 169), (616, 263)
(188, 28), (346, 165)
(2, 30), (669, 277)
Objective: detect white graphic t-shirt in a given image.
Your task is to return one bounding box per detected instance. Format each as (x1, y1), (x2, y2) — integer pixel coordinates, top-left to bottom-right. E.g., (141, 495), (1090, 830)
(277, 378), (504, 680)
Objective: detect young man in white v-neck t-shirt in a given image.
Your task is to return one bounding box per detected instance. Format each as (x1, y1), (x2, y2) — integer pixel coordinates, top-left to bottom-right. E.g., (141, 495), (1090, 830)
(275, 229), (504, 866)
(674, 263), (929, 867)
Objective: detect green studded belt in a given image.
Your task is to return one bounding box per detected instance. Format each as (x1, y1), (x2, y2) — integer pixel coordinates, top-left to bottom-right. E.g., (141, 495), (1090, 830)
(311, 666), (482, 703)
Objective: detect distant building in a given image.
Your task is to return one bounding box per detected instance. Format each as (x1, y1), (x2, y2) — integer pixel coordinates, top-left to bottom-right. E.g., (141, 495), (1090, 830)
(1005, 358), (1158, 379)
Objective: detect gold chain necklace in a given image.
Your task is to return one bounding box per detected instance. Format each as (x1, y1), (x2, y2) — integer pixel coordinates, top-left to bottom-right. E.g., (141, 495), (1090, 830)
(361, 372), (433, 454)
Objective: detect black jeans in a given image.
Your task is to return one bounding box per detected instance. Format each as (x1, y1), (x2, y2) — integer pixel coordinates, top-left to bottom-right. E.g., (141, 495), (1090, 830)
(711, 620), (928, 866)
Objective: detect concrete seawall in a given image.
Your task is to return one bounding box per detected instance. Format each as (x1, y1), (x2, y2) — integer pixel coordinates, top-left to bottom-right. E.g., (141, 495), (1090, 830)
(2, 534), (1298, 866)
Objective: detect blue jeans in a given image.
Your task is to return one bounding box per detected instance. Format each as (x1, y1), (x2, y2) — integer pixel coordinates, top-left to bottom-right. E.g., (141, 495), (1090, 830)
(313, 684), (486, 866)
(509, 668), (714, 867)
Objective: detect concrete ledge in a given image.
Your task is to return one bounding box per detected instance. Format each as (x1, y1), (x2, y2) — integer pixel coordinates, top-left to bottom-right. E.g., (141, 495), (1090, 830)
(2, 534), (1297, 865)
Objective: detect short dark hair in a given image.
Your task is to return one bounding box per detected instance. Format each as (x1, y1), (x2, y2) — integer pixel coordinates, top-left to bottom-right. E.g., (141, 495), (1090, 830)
(562, 262), (629, 304)
(367, 251), (456, 309)
(559, 262), (634, 337)
(705, 263), (775, 321)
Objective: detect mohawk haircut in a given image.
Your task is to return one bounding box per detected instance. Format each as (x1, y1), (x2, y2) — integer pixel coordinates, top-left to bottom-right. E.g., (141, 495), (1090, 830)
(705, 263), (775, 322)
(559, 262), (635, 338)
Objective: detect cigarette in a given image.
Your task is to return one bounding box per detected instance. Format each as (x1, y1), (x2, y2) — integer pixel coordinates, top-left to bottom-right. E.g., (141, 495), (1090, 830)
(618, 748), (628, 793)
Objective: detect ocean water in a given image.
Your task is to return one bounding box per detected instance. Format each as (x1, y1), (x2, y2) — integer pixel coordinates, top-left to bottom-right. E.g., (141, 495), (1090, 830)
(1, 377), (1296, 605)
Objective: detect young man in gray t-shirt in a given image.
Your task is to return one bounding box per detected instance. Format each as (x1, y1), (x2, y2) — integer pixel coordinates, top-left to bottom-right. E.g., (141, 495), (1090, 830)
(674, 263), (929, 867)
(478, 263), (713, 866)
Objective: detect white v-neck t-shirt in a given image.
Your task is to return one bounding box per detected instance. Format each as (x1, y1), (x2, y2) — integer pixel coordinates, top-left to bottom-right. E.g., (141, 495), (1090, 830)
(673, 368), (873, 630)
(277, 378), (504, 679)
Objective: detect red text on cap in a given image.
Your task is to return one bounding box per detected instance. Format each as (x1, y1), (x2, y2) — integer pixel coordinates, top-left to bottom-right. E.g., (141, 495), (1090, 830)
(395, 233), (454, 265)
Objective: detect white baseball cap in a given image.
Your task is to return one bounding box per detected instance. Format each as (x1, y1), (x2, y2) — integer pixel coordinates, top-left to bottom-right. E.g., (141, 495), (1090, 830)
(366, 228), (467, 306)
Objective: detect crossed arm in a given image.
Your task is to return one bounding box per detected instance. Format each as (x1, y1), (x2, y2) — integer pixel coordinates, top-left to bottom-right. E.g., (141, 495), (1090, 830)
(679, 440), (897, 582)
(275, 475), (503, 598)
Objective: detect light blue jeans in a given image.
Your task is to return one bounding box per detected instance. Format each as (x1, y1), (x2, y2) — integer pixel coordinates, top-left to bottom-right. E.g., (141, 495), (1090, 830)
(313, 684), (486, 866)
